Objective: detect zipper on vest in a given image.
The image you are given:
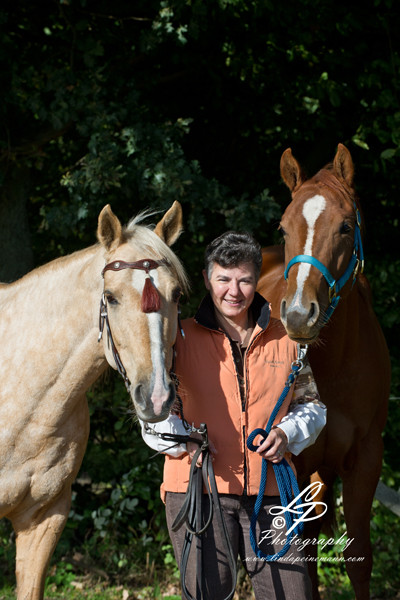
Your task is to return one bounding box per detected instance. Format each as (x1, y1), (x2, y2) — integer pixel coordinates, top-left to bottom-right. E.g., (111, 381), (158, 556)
(243, 425), (248, 495)
(241, 329), (263, 496)
(242, 328), (263, 408)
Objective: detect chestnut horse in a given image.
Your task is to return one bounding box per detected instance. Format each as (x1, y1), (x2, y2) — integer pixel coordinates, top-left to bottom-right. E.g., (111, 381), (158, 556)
(0, 201), (187, 600)
(257, 145), (390, 600)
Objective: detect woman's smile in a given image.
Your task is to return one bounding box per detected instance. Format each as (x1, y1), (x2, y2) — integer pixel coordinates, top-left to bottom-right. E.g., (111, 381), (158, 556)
(203, 262), (257, 328)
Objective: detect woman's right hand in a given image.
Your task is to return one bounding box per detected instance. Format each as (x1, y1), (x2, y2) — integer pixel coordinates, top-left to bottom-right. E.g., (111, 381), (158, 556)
(187, 433), (217, 467)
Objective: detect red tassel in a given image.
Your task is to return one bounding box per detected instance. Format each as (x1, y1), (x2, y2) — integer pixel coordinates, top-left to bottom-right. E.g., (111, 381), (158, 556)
(141, 276), (161, 313)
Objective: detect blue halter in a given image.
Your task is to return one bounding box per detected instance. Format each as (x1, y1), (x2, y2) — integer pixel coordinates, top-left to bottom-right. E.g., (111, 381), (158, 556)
(283, 203), (364, 321)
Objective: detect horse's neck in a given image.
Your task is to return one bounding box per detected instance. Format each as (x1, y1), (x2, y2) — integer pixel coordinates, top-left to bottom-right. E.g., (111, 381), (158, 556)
(0, 245), (107, 418)
(317, 279), (372, 366)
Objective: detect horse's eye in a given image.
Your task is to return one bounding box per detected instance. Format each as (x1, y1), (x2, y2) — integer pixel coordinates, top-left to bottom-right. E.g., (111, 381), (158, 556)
(340, 222), (351, 234)
(105, 291), (118, 305)
(172, 286), (182, 303)
(278, 224), (287, 237)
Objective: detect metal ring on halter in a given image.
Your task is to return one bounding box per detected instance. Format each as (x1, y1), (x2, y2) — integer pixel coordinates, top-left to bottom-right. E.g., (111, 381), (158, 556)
(291, 359), (304, 371)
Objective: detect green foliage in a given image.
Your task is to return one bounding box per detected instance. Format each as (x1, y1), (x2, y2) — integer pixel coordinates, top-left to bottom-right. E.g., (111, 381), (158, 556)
(316, 495), (400, 599)
(369, 258), (400, 476)
(45, 563), (76, 589)
(2, 0), (400, 283)
(0, 520), (15, 588)
(370, 500), (400, 598)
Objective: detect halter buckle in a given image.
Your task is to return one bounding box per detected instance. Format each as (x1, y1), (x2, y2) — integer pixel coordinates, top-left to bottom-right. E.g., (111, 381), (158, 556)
(98, 294), (107, 341)
(328, 283), (337, 303)
(356, 208), (362, 228)
(353, 258), (360, 280)
(352, 257), (365, 282)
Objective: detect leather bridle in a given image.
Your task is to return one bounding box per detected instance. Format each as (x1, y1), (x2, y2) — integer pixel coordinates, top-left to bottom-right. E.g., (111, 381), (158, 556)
(98, 258), (169, 390)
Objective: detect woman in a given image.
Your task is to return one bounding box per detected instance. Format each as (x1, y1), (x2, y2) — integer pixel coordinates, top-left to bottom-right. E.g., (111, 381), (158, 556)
(142, 231), (326, 600)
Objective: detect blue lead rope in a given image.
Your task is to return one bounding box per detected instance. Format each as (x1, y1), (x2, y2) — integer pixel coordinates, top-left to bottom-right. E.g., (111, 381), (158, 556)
(246, 360), (305, 561)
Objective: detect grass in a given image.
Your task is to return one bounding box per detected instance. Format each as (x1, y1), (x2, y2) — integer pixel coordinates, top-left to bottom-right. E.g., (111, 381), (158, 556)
(1, 494), (399, 600)
(0, 562), (398, 600)
(0, 579), (182, 600)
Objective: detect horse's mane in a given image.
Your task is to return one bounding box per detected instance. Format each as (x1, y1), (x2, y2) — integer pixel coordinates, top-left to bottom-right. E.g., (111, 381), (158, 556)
(0, 210), (189, 292)
(0, 245), (99, 289)
(124, 211), (189, 293)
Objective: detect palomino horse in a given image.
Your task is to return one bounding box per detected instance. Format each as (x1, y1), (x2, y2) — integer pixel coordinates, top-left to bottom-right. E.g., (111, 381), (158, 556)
(0, 201), (187, 600)
(257, 144), (390, 600)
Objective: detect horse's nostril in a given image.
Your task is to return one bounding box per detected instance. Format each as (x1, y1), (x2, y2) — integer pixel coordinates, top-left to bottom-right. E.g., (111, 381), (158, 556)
(307, 302), (319, 326)
(281, 300), (287, 320)
(134, 383), (146, 408)
(167, 382), (176, 407)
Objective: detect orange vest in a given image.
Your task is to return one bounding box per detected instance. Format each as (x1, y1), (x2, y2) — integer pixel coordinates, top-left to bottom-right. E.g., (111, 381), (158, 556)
(161, 293), (298, 499)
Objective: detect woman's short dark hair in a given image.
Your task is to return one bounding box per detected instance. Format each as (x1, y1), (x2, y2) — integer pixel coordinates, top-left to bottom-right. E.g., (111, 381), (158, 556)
(204, 231), (263, 281)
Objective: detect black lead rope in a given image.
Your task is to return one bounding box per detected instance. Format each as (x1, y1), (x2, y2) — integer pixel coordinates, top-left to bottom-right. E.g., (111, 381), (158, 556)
(170, 424), (237, 600)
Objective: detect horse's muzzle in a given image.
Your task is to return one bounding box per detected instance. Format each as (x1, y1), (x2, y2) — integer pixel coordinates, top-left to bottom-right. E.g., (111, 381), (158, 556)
(133, 381), (175, 423)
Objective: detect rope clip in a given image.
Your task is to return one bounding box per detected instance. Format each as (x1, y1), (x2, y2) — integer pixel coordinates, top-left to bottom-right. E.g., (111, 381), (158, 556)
(292, 343), (308, 372)
(195, 422), (209, 450)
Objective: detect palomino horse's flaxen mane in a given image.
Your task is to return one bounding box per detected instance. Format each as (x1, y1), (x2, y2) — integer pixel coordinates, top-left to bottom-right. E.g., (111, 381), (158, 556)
(122, 212), (189, 293)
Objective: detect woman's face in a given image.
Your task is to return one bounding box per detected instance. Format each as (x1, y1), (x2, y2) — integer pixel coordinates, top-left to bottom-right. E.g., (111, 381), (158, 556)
(203, 262), (257, 325)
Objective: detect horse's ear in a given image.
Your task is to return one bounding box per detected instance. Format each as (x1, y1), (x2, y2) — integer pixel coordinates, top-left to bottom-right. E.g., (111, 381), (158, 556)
(97, 205), (123, 250)
(333, 143), (354, 187)
(280, 148), (304, 192)
(154, 201), (183, 247)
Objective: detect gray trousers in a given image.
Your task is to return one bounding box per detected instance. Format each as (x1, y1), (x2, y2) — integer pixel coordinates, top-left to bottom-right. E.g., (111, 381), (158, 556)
(166, 492), (312, 600)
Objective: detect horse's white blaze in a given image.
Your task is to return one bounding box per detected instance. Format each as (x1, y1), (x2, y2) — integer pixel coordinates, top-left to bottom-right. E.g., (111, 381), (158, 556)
(147, 311), (169, 416)
(132, 271), (169, 416)
(289, 195), (326, 313)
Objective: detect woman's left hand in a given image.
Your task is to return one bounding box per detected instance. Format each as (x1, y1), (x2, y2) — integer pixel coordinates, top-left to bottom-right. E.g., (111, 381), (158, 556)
(256, 427), (288, 463)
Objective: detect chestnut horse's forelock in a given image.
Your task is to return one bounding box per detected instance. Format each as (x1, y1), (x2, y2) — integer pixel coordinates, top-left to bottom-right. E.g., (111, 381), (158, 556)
(306, 167), (363, 222)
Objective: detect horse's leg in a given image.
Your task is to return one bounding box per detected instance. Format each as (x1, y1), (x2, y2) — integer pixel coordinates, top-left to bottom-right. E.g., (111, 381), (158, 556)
(341, 431), (383, 600)
(12, 487), (72, 600)
(303, 469), (337, 600)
